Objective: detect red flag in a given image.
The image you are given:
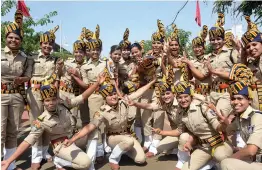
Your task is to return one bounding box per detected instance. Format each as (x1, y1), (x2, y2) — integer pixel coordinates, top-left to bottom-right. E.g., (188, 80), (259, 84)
(195, 0), (201, 27)
(17, 0), (30, 17)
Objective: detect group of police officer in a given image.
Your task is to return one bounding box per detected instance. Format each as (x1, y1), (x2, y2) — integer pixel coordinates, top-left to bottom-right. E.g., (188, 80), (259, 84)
(1, 9), (262, 170)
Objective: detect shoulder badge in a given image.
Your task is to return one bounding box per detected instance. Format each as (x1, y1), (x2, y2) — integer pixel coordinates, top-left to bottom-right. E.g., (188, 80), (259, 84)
(37, 115), (46, 122)
(254, 110), (262, 115)
(31, 120), (42, 132)
(93, 111), (101, 118)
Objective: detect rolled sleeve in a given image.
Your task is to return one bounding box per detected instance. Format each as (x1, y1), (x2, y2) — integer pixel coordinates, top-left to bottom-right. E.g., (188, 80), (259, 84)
(205, 109), (220, 131)
(24, 120), (44, 145)
(90, 111), (104, 128)
(70, 95), (84, 108)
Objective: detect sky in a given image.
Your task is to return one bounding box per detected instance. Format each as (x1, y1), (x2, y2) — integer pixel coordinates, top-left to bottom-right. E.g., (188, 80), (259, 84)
(2, 0), (261, 57)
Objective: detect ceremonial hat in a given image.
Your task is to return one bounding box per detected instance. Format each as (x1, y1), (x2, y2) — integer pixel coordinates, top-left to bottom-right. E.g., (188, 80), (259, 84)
(40, 84), (58, 100)
(209, 13), (225, 40)
(229, 63), (253, 85)
(174, 81), (193, 96)
(192, 25), (208, 47)
(86, 25), (102, 50)
(40, 25), (59, 43)
(241, 15), (262, 47)
(73, 29), (86, 51)
(151, 19), (165, 43)
(99, 82), (116, 98)
(167, 24), (179, 43)
(5, 10), (24, 39)
(229, 81), (252, 99)
(119, 28), (131, 50)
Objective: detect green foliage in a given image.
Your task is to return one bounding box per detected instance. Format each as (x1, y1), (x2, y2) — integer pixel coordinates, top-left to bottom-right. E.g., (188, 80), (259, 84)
(205, 43), (213, 54)
(52, 51), (73, 60)
(213, 1), (262, 25)
(1, 0), (58, 55)
(143, 40), (152, 54)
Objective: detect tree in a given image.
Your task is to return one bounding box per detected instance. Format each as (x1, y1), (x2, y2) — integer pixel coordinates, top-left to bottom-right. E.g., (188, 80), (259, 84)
(213, 1), (262, 26)
(1, 0), (58, 55)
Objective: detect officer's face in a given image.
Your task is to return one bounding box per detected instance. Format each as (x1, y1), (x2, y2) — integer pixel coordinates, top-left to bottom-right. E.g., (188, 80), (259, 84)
(6, 33), (21, 50)
(169, 41), (180, 56)
(122, 49), (131, 60)
(91, 48), (101, 60)
(74, 50), (85, 63)
(193, 45), (204, 57)
(40, 41), (54, 56)
(43, 97), (58, 112)
(177, 94), (192, 108)
(110, 49), (122, 63)
(246, 42), (262, 59)
(106, 92), (119, 106)
(131, 47), (143, 63)
(210, 37), (224, 51)
(161, 91), (174, 104)
(86, 49), (91, 58)
(152, 41), (163, 55)
(231, 95), (250, 113)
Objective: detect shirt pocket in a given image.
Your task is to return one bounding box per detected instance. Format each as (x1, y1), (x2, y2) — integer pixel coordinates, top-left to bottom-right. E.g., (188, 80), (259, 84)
(1, 59), (10, 74)
(13, 60), (24, 75)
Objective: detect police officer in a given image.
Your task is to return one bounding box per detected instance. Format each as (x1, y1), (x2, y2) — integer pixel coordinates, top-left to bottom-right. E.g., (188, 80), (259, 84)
(1, 10), (33, 170)
(27, 25), (60, 169)
(181, 25), (212, 102)
(220, 81), (262, 170)
(205, 13), (241, 117)
(79, 25), (106, 161)
(1, 73), (105, 170)
(64, 78), (156, 170)
(59, 33), (87, 117)
(152, 82), (234, 170)
(241, 15), (262, 111)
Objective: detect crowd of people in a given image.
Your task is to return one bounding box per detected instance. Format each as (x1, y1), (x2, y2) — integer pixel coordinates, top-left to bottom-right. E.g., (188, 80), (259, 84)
(1, 9), (262, 170)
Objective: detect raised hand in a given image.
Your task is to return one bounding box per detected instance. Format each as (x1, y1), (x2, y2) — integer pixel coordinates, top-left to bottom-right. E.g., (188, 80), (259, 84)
(217, 110), (231, 126)
(181, 51), (190, 65)
(1, 160), (10, 170)
(97, 72), (106, 85)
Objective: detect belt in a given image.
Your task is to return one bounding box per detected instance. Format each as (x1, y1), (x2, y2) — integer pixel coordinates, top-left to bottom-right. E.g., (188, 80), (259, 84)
(211, 82), (229, 93)
(59, 81), (74, 93)
(1, 82), (19, 94)
(195, 84), (211, 95)
(107, 130), (128, 136)
(51, 136), (68, 149)
(199, 134), (224, 147)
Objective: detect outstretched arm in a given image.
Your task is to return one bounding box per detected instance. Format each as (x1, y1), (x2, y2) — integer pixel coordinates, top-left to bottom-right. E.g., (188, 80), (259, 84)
(72, 75), (89, 89)
(128, 78), (156, 100)
(1, 141), (31, 170)
(153, 128), (181, 137)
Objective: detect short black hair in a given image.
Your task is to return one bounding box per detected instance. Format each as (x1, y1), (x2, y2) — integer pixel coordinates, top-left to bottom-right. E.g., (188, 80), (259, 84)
(110, 45), (122, 54)
(131, 42), (142, 51)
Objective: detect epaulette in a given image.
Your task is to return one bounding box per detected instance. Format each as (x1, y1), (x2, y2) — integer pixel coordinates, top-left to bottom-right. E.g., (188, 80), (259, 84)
(37, 115), (46, 122)
(102, 57), (108, 61)
(100, 105), (111, 112)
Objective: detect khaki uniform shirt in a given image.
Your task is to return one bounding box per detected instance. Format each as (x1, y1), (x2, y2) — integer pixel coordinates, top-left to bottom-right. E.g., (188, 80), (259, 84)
(230, 106), (262, 154)
(179, 103), (220, 140)
(248, 56), (262, 82)
(207, 46), (240, 83)
(31, 52), (59, 82)
(191, 55), (212, 87)
(60, 59), (86, 87)
(1, 47), (33, 83)
(24, 95), (84, 145)
(91, 100), (129, 134)
(81, 59), (106, 84)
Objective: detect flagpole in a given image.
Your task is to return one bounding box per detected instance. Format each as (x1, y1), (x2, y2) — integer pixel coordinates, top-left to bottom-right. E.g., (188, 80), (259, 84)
(60, 20), (62, 53)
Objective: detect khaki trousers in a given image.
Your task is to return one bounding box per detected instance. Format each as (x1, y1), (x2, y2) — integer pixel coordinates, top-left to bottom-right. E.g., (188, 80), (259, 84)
(1, 93), (24, 150)
(54, 143), (91, 169)
(27, 88), (50, 147)
(140, 89), (165, 140)
(181, 141), (233, 170)
(107, 135), (146, 164)
(210, 91), (232, 117)
(157, 136), (179, 154)
(88, 93), (104, 142)
(221, 158), (262, 170)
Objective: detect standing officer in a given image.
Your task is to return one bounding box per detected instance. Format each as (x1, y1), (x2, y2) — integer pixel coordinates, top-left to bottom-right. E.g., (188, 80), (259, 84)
(206, 13), (240, 117)
(1, 74), (105, 170)
(27, 25), (61, 169)
(241, 15), (262, 111)
(220, 81), (262, 170)
(1, 9), (33, 170)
